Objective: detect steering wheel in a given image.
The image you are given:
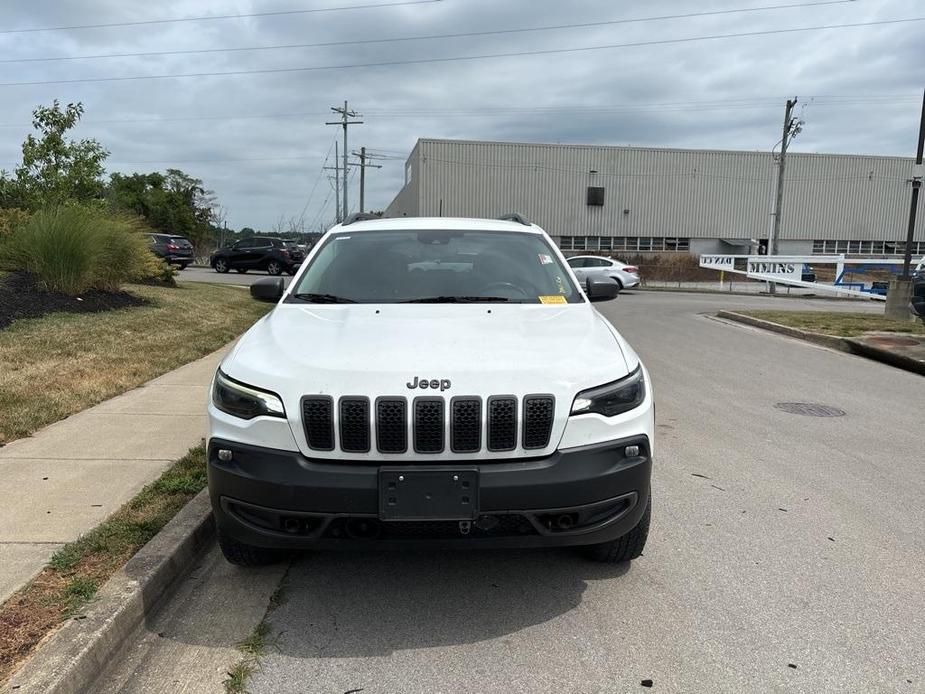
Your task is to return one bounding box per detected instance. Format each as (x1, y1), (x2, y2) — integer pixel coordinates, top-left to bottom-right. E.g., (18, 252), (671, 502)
(477, 281), (530, 299)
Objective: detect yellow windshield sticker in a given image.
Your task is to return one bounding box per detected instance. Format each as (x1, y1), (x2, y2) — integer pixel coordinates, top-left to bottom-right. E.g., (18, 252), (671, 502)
(539, 295), (567, 304)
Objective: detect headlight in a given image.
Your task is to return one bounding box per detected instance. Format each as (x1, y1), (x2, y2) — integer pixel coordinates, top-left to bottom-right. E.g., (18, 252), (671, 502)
(570, 366), (645, 417)
(212, 370), (285, 420)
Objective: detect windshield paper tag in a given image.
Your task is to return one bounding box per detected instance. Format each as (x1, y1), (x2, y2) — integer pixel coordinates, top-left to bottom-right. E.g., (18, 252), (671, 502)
(539, 295), (567, 304)
(538, 253), (553, 265)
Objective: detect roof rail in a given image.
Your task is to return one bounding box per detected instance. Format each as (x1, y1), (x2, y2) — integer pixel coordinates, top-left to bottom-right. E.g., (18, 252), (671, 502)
(341, 212), (381, 226)
(497, 213), (531, 226)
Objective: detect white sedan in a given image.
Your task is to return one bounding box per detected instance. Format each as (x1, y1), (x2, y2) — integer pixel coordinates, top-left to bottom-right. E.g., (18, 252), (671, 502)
(567, 256), (640, 290)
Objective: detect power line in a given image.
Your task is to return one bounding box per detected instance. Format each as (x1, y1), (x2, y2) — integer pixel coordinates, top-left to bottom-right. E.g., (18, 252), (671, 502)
(0, 0), (861, 64)
(0, 0), (443, 35)
(3, 16), (922, 87)
(298, 138), (337, 223)
(0, 95), (917, 130)
(0, 155), (323, 166)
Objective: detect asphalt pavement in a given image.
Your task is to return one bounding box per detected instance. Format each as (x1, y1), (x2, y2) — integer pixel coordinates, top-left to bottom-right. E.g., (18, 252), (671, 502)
(177, 266), (291, 287)
(95, 291), (923, 694)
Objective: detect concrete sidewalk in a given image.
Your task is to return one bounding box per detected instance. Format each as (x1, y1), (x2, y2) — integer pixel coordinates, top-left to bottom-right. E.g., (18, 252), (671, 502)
(0, 346), (228, 604)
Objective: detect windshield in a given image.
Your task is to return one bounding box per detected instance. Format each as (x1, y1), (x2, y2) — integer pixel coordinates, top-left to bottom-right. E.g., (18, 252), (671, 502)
(289, 230), (581, 304)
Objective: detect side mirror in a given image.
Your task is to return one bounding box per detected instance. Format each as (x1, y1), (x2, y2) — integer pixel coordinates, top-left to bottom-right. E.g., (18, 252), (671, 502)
(250, 277), (284, 303)
(586, 277), (620, 301)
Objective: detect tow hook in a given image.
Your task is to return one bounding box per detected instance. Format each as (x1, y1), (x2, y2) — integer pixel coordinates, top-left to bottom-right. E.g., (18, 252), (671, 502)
(458, 520), (472, 535)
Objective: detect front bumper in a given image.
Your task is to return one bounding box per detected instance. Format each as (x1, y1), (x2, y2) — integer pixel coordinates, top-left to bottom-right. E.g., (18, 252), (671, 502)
(208, 435), (651, 550)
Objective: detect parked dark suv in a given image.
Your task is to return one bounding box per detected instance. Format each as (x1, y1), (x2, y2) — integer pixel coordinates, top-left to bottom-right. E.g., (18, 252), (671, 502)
(149, 233), (194, 269)
(912, 271), (925, 320)
(210, 237), (302, 276)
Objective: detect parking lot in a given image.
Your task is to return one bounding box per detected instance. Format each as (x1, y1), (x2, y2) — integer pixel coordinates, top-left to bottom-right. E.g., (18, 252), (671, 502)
(178, 266), (288, 286)
(97, 291), (922, 694)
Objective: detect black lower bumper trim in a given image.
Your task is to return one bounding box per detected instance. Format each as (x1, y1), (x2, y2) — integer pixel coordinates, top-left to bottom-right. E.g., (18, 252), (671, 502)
(208, 436), (651, 549)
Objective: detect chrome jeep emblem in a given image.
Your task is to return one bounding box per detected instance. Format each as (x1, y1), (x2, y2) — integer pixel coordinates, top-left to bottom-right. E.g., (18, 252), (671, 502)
(406, 377), (452, 392)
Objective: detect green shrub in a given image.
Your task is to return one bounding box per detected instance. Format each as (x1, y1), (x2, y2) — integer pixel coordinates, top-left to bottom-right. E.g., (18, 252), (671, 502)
(0, 206), (160, 294)
(0, 208), (31, 237)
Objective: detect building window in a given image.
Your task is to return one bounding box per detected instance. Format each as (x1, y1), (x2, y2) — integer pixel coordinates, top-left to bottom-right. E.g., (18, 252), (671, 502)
(812, 240), (925, 256)
(557, 236), (690, 253)
(586, 186), (605, 206)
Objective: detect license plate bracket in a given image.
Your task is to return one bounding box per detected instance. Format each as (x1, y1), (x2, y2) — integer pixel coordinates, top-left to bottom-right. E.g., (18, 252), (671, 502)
(378, 468), (479, 520)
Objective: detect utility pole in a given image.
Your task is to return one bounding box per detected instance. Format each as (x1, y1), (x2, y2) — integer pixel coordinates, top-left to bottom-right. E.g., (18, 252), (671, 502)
(769, 97), (801, 295)
(352, 147), (383, 213)
(326, 101), (362, 219)
(885, 88), (925, 319)
(323, 141), (341, 223)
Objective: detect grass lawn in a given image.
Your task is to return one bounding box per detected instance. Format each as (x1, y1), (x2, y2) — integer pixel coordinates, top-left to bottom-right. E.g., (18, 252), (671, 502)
(0, 445), (206, 684)
(738, 310), (925, 337)
(0, 282), (270, 444)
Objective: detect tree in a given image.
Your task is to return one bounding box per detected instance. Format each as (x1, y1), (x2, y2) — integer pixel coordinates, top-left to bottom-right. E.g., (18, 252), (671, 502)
(107, 168), (217, 247)
(0, 101), (108, 210)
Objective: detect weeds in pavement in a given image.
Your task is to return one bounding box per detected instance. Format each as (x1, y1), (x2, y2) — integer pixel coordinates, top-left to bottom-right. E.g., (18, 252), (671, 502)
(225, 622), (274, 694)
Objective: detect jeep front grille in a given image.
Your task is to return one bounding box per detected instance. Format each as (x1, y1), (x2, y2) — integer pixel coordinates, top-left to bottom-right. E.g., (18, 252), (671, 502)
(339, 397), (370, 453)
(301, 396), (334, 451)
(522, 395), (555, 449)
(376, 397), (407, 453)
(413, 398), (444, 453)
(450, 397), (481, 453)
(300, 394), (555, 455)
(487, 396), (517, 451)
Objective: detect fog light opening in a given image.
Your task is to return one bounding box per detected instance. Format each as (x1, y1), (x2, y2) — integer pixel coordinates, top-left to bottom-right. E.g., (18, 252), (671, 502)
(217, 448), (233, 462)
(624, 445), (640, 457)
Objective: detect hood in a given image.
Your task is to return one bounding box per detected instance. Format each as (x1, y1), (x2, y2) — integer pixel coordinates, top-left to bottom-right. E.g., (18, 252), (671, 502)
(222, 303), (634, 460)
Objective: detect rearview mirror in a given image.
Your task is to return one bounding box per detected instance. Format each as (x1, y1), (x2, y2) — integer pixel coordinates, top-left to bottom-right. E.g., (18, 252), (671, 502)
(586, 277), (620, 301)
(250, 277), (284, 303)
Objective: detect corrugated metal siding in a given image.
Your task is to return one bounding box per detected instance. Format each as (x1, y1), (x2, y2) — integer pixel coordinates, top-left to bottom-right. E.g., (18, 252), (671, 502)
(402, 139), (922, 242)
(384, 142), (421, 217)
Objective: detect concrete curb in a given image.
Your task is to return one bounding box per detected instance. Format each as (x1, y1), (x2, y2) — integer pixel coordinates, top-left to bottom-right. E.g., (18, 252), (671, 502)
(715, 311), (851, 352)
(716, 311), (925, 376)
(5, 490), (215, 694)
(844, 337), (925, 376)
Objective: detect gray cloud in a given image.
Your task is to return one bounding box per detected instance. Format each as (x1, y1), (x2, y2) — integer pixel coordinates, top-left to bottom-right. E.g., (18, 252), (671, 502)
(1, 0), (922, 230)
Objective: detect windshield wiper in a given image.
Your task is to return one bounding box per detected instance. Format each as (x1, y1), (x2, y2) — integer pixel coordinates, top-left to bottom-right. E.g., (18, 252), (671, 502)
(292, 292), (357, 304)
(401, 295), (511, 303)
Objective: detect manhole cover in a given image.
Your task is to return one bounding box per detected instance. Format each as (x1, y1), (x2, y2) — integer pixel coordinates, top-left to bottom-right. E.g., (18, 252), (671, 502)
(866, 336), (920, 347)
(774, 402), (846, 417)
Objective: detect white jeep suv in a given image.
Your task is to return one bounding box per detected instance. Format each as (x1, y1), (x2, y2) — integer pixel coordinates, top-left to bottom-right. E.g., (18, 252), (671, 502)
(208, 215), (654, 565)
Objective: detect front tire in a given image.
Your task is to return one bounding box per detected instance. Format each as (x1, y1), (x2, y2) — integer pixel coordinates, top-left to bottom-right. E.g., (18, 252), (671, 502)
(266, 260), (283, 276)
(583, 495), (650, 563)
(218, 530), (286, 567)
(214, 258), (229, 273)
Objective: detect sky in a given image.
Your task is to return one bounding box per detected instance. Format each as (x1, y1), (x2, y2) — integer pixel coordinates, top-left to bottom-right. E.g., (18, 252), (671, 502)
(0, 0), (922, 232)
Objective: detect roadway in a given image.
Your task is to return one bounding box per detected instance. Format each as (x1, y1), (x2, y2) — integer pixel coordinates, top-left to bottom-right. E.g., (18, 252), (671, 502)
(177, 266), (290, 286)
(96, 291), (922, 694)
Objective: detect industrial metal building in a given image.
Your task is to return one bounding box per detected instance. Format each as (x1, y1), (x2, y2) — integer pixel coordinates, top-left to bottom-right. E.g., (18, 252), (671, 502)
(385, 138), (924, 257)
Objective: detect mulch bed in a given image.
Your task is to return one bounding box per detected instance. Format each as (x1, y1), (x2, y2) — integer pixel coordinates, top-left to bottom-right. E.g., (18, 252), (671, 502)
(0, 273), (148, 330)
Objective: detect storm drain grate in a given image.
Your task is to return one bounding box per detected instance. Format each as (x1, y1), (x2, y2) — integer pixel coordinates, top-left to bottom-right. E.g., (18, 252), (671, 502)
(774, 402), (846, 417)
